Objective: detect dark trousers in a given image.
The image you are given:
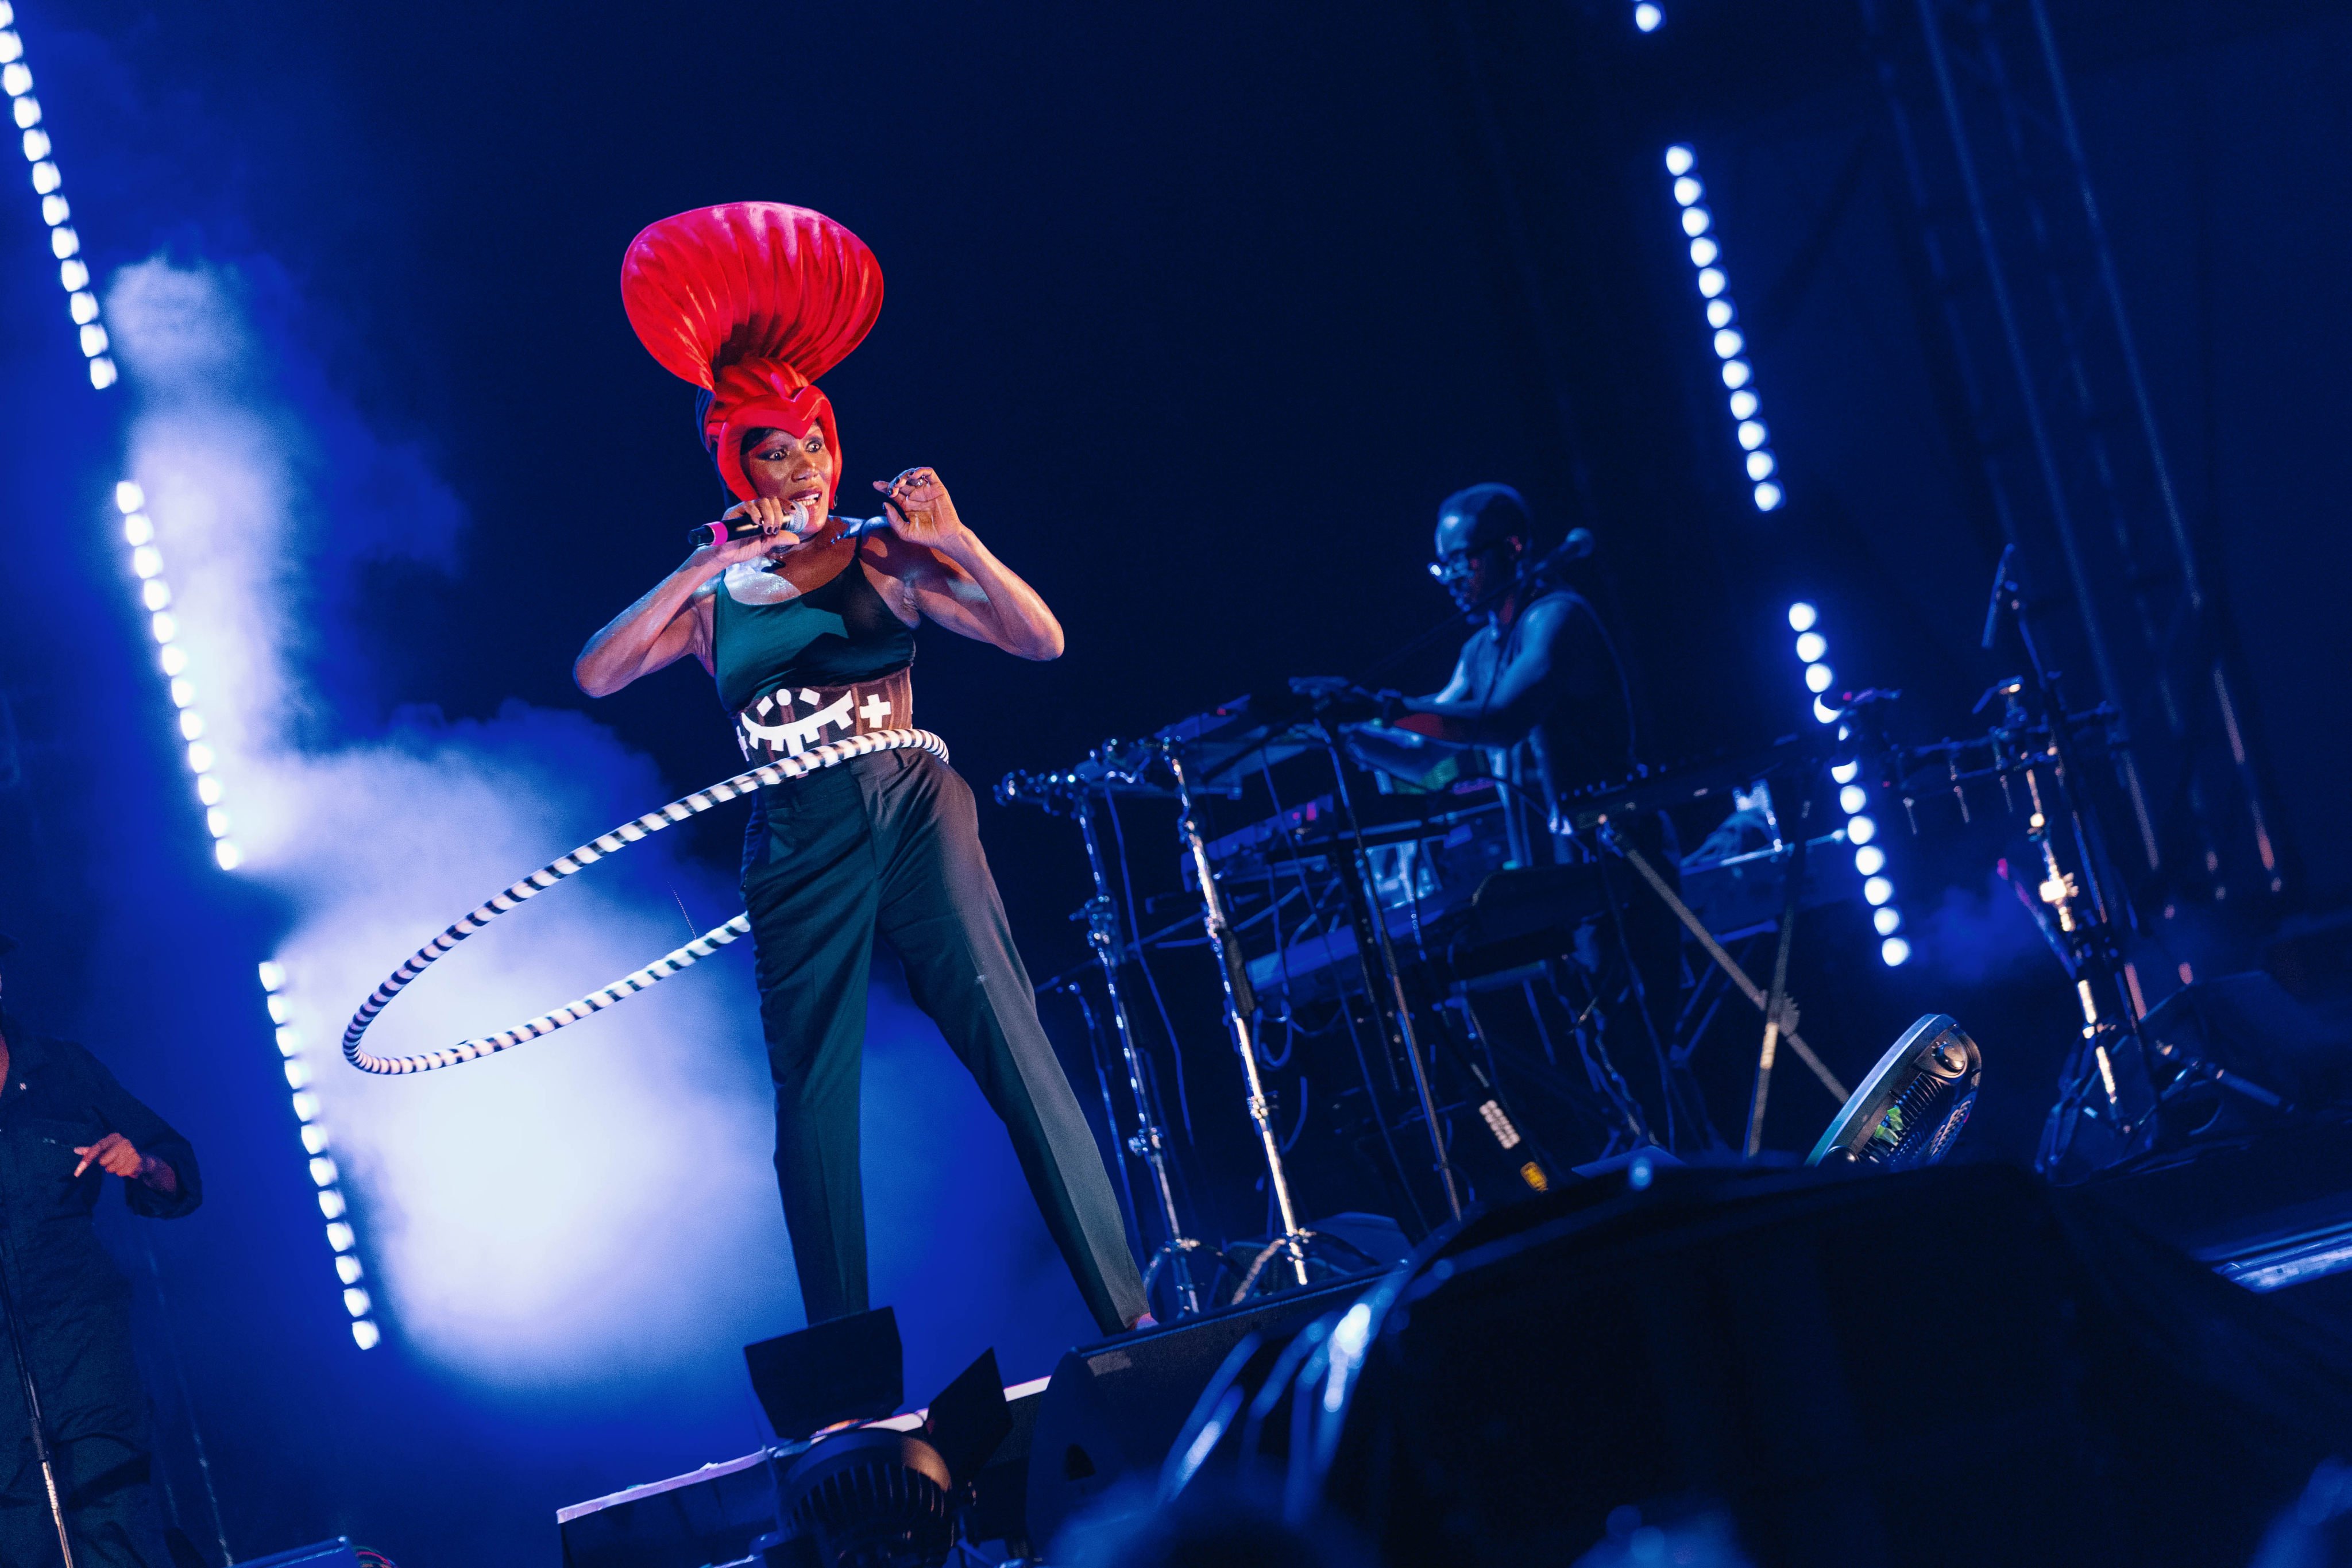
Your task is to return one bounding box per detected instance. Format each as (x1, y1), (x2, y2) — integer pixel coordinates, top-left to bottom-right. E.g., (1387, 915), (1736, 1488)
(0, 1284), (169, 1568)
(743, 749), (1147, 1337)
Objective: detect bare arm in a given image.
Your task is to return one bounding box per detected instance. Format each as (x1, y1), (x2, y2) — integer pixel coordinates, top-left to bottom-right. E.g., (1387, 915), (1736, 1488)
(867, 469), (1065, 661)
(574, 499), (804, 697)
(1396, 597), (1570, 746)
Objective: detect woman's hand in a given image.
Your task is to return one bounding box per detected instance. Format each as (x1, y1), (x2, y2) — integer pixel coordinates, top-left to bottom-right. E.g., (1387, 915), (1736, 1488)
(693, 495), (818, 574)
(874, 468), (971, 555)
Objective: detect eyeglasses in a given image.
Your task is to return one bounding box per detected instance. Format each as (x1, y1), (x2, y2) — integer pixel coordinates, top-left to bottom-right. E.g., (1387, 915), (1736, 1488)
(1427, 540), (1505, 583)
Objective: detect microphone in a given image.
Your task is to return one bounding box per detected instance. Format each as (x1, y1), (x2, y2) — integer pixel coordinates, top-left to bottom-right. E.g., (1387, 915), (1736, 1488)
(1980, 542), (2017, 651)
(686, 507), (894, 549)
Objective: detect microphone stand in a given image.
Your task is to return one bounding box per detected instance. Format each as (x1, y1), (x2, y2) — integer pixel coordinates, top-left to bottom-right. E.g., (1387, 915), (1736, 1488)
(0, 1212), (78, 1567)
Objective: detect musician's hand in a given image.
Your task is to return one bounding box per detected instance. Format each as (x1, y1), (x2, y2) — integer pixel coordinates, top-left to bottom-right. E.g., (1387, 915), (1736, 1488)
(74, 1133), (146, 1180)
(874, 469), (970, 555)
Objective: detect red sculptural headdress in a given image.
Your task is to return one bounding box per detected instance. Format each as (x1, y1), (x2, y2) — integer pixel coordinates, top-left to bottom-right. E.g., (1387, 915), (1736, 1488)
(620, 203), (885, 504)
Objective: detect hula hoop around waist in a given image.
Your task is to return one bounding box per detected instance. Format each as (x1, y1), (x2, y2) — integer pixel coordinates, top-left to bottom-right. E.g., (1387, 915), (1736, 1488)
(341, 727), (949, 1076)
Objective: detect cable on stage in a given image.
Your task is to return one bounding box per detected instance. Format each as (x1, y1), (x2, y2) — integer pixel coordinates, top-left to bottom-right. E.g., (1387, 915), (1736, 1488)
(340, 727), (948, 1076)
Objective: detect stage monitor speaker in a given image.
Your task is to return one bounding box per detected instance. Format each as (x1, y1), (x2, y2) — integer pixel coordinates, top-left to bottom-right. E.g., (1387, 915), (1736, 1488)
(746, 1306), (903, 1440)
(237, 1541), (363, 1568)
(1324, 1163), (2352, 1568)
(1025, 1274), (1371, 1551)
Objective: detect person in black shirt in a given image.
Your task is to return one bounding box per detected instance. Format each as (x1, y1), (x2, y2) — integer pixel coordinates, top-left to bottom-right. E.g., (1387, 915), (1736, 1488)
(0, 931), (202, 1567)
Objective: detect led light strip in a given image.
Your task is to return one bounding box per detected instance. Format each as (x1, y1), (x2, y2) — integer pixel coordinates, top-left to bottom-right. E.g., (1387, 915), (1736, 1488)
(260, 961), (380, 1349)
(3, 5), (114, 389)
(1787, 600), (1911, 967)
(1663, 144), (1783, 513)
(9, 6), (378, 1348)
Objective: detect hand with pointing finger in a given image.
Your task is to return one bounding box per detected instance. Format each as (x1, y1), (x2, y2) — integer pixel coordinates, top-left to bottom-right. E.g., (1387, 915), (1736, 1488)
(74, 1133), (179, 1194)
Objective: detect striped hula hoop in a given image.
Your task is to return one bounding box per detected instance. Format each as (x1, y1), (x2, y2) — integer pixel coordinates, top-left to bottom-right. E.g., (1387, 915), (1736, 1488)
(342, 727), (949, 1076)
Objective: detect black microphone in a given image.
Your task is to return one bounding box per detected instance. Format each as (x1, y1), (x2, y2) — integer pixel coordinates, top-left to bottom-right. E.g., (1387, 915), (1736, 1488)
(1980, 542), (2017, 651)
(686, 510), (893, 549)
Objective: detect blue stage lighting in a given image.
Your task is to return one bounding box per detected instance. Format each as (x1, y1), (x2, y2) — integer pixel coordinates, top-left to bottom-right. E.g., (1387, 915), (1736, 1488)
(1666, 144), (1694, 175)
(1848, 813), (1878, 845)
(1634, 3), (1663, 32)
(1753, 481), (1784, 512)
(1864, 875), (1895, 906)
(1881, 936), (1913, 967)
(1855, 844), (1886, 875)
(1788, 601), (1818, 631)
(1804, 661), (1833, 693)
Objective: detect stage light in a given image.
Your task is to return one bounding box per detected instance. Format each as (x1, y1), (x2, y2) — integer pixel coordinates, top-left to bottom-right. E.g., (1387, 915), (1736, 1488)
(115, 481), (143, 511)
(123, 511), (152, 544)
(265, 996), (289, 1025)
(68, 288), (93, 322)
(336, 1255), (363, 1284)
(133, 546), (160, 578)
(22, 125), (48, 160)
(1789, 601), (1818, 631)
(214, 841), (242, 870)
(168, 677), (192, 706)
(1739, 419), (1768, 450)
(38, 192), (61, 224)
(1864, 875), (1895, 906)
(1722, 360), (1751, 388)
(1795, 630), (1826, 662)
(258, 961), (285, 991)
(284, 1058), (311, 1088)
(351, 1321), (380, 1350)
(184, 741), (213, 772)
(1707, 299), (1735, 329)
(1634, 2), (1663, 32)
(1831, 759), (1859, 783)
(159, 650), (187, 682)
(88, 356), (114, 387)
(1666, 144), (1694, 175)
(1805, 661), (1833, 692)
(1874, 906), (1903, 936)
(1813, 696), (1840, 724)
(1730, 388), (1759, 419)
(1713, 328), (1743, 358)
(177, 710), (202, 739)
(1674, 176), (1701, 206)
(11, 94), (32, 128)
(342, 1287), (369, 1318)
(195, 775), (221, 805)
(30, 159), (54, 192)
(1840, 784), (1868, 814)
(1746, 450), (1776, 480)
(58, 256), (84, 289)
(1682, 206), (1712, 237)
(1, 62), (24, 95)
(1881, 937), (1913, 966)
(291, 1091), (318, 1121)
(45, 222), (69, 256)
(1690, 236), (1718, 267)
(326, 1222), (356, 1253)
(78, 322), (105, 356)
(1855, 844), (1886, 875)
(308, 1156), (338, 1188)
(144, 580), (172, 611)
(301, 1125), (329, 1155)
(1698, 267), (1725, 298)
(317, 1189), (345, 1219)
(204, 805), (230, 837)
(0, 31), (17, 64)
(1848, 813), (1877, 844)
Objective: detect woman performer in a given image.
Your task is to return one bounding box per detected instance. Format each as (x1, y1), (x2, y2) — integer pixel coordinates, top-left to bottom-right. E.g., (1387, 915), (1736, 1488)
(576, 203), (1149, 1337)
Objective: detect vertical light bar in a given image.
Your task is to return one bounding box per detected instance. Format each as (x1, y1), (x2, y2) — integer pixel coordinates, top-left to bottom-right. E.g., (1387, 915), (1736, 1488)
(259, 962), (381, 1347)
(1664, 144), (1783, 512)
(11, 7), (376, 1348)
(2, 4), (115, 388)
(1789, 601), (1910, 966)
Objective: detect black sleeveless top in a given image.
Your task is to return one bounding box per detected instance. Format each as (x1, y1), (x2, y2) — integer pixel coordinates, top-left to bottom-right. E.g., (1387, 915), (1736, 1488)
(711, 552), (917, 715)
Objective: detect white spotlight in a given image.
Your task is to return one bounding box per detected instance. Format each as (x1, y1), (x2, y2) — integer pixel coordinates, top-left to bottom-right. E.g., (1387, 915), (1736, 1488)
(1697, 267), (1726, 298)
(1848, 813), (1877, 845)
(1706, 299), (1735, 329)
(115, 481), (145, 512)
(87, 356), (115, 389)
(1830, 759), (1859, 784)
(1795, 630), (1826, 662)
(336, 1255), (364, 1285)
(1713, 328), (1743, 360)
(257, 960), (285, 992)
(214, 840), (244, 871)
(38, 191), (62, 224)
(1880, 936), (1913, 967)
(144, 580), (172, 612)
(195, 775), (222, 805)
(30, 158), (55, 192)
(68, 289), (94, 323)
(352, 1321), (381, 1351)
(1738, 419), (1768, 450)
(1729, 389), (1759, 420)
(1787, 601), (1818, 632)
(1754, 482), (1784, 512)
(1855, 845), (1886, 875)
(309, 1156), (339, 1188)
(22, 125), (49, 160)
(1804, 661), (1833, 693)
(1634, 2), (1663, 31)
(123, 512), (153, 544)
(1812, 696), (1841, 724)
(204, 805), (231, 837)
(1721, 360), (1751, 389)
(1673, 176), (1702, 206)
(1873, 906), (1903, 936)
(1682, 206), (1712, 238)
(1839, 784), (1868, 814)
(1745, 450), (1776, 481)
(184, 739), (213, 772)
(1864, 875), (1895, 906)
(133, 546), (162, 579)
(1689, 237), (1718, 267)
(58, 256), (86, 290)
(326, 1222), (356, 1253)
(0, 61), (25, 95)
(318, 1189), (346, 1219)
(1665, 145), (1694, 176)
